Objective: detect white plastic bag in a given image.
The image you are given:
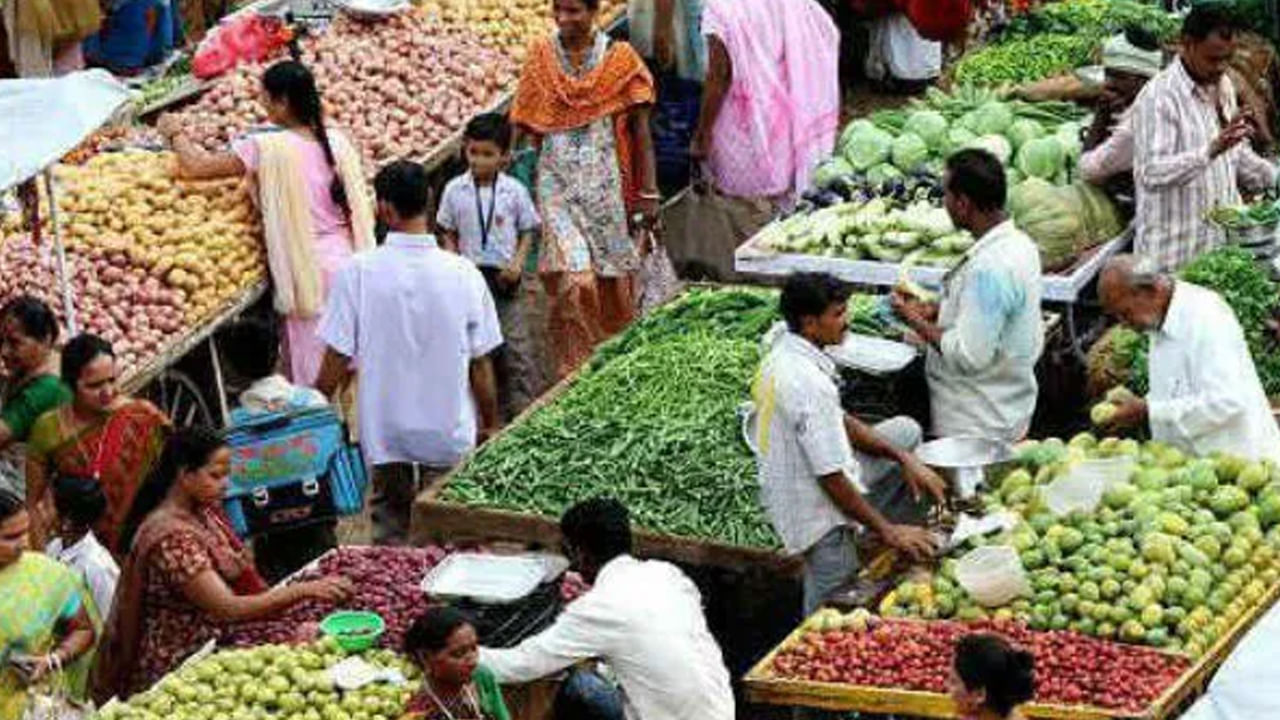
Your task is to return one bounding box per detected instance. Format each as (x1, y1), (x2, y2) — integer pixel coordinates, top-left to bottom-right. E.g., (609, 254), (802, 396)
(21, 656), (89, 720)
(633, 227), (683, 314)
(1043, 462), (1118, 516)
(956, 545), (1031, 607)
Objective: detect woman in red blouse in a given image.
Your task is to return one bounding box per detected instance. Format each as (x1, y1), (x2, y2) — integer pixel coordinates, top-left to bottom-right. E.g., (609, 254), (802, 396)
(90, 427), (352, 701)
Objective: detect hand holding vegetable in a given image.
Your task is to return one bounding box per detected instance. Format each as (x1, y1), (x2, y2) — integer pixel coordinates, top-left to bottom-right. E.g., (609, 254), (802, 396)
(297, 575), (354, 603)
(880, 523), (937, 562)
(889, 289), (938, 323)
(1103, 396), (1148, 431)
(1210, 116), (1255, 158)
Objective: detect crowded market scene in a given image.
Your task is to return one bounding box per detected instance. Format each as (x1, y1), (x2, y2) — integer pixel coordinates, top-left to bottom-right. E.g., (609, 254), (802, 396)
(7, 0), (1280, 718)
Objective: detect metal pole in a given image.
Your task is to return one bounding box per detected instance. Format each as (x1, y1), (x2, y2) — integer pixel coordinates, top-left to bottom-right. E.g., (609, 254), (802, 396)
(208, 335), (231, 428)
(44, 168), (78, 335)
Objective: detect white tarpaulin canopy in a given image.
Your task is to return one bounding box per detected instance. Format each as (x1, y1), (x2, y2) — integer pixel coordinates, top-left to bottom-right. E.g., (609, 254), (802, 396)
(1179, 600), (1280, 720)
(0, 69), (133, 190)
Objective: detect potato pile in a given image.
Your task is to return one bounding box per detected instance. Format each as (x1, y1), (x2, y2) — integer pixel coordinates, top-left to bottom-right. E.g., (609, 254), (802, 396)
(168, 11), (517, 172)
(0, 151), (265, 372)
(425, 0), (623, 61)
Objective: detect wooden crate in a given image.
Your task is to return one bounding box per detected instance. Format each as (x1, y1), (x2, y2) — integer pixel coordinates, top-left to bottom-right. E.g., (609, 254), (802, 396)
(744, 577), (1280, 719)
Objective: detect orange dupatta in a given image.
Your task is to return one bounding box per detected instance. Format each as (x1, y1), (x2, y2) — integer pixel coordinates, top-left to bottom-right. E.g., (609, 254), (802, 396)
(510, 34), (655, 208)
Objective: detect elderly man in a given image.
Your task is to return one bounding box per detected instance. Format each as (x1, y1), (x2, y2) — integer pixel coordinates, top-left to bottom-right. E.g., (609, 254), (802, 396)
(1080, 28), (1165, 217)
(1131, 5), (1277, 272)
(1098, 255), (1280, 463)
(893, 149), (1044, 443)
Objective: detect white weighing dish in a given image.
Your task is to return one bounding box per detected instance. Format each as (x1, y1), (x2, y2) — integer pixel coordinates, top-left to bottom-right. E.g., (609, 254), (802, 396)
(421, 552), (554, 604)
(915, 436), (1015, 500)
(825, 333), (918, 375)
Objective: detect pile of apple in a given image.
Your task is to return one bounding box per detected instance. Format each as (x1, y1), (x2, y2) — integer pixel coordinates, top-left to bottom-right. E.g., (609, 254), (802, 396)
(772, 611), (1189, 713)
(168, 11), (517, 173)
(226, 546), (451, 650)
(98, 639), (420, 719)
(883, 434), (1280, 657)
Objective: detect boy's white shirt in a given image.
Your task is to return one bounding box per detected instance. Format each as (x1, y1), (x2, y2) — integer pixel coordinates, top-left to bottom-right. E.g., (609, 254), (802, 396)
(46, 531), (120, 619)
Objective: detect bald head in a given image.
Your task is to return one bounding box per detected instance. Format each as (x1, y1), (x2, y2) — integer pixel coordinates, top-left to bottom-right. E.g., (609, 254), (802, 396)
(1099, 255), (1173, 331)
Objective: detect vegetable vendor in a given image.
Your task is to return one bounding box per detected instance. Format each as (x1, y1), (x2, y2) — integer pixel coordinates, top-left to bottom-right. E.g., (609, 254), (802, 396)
(949, 633), (1036, 720)
(1131, 6), (1277, 272)
(402, 607), (511, 720)
(892, 149), (1044, 443)
(1080, 28), (1165, 219)
(1097, 255), (1280, 463)
(689, 0), (838, 216)
(0, 297), (69, 499)
(480, 498), (735, 720)
(749, 272), (945, 615)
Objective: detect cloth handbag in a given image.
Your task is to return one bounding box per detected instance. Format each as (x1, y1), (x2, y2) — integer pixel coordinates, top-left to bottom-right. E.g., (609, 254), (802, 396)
(21, 656), (90, 720)
(660, 168), (774, 281)
(633, 225), (682, 314)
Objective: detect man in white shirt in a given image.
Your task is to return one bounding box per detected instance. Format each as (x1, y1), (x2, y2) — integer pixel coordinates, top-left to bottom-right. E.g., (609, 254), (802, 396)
(1098, 255), (1280, 463)
(893, 149), (1044, 442)
(1131, 6), (1277, 272)
(752, 273), (945, 614)
(46, 475), (118, 618)
(317, 160), (502, 542)
(480, 498), (734, 720)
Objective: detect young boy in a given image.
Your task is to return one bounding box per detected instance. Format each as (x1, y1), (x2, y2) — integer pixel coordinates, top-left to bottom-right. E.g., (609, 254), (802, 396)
(437, 112), (542, 422)
(47, 475), (120, 618)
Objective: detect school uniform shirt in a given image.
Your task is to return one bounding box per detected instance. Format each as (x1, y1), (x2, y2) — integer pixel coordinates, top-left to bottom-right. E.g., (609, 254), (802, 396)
(318, 232), (503, 467)
(1146, 281), (1280, 463)
(46, 532), (120, 619)
(480, 555), (735, 720)
(926, 220), (1044, 442)
(436, 172), (541, 269)
(748, 327), (863, 555)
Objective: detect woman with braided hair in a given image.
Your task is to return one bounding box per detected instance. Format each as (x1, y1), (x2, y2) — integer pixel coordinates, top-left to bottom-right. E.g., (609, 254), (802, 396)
(157, 60), (376, 385)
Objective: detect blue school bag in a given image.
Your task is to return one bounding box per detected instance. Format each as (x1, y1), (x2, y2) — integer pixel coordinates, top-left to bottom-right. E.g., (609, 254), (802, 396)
(222, 407), (367, 537)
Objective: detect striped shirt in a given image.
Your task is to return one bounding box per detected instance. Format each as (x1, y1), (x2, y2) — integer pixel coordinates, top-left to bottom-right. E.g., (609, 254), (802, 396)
(1132, 58), (1277, 272)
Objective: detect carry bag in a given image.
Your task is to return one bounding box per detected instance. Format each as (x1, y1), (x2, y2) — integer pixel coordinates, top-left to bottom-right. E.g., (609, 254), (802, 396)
(222, 407), (368, 537)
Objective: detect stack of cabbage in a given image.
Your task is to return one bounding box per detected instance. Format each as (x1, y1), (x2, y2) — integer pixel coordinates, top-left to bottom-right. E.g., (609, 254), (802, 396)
(757, 196), (974, 268)
(816, 91), (1088, 191)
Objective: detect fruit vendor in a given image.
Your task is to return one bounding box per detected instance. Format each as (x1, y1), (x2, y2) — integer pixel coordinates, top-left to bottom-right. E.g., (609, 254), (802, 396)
(479, 498), (735, 720)
(749, 272), (945, 615)
(1097, 254), (1280, 463)
(1130, 5), (1278, 272)
(892, 149), (1044, 443)
(1080, 28), (1165, 219)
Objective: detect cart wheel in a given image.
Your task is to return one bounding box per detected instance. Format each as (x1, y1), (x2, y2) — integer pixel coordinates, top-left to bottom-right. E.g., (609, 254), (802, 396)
(147, 369), (215, 429)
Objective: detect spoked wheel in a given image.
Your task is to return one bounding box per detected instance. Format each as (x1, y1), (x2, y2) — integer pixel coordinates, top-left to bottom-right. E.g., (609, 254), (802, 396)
(146, 369), (215, 429)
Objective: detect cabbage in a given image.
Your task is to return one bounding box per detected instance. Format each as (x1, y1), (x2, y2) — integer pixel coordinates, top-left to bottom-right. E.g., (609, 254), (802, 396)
(866, 163), (904, 187)
(1016, 136), (1066, 180)
(1009, 178), (1086, 270)
(813, 157), (854, 189)
(1006, 167), (1024, 186)
(964, 135), (1013, 165)
(839, 119), (877, 151)
(903, 111), (949, 151)
(891, 133), (930, 172)
(1072, 181), (1123, 246)
(958, 111), (981, 133)
(973, 101), (1015, 136)
(844, 127), (894, 171)
(1007, 118), (1045, 149)
(944, 126), (977, 154)
(1055, 126), (1083, 164)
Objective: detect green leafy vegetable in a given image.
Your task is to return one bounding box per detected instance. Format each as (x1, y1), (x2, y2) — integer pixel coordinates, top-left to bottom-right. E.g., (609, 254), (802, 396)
(891, 133), (930, 172)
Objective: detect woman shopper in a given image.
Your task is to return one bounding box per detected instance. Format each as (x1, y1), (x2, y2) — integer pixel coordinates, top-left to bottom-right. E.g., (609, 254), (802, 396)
(0, 489), (100, 720)
(25, 334), (168, 553)
(950, 633), (1036, 720)
(0, 297), (69, 497)
(510, 0), (659, 378)
(92, 427), (353, 701)
(689, 0), (839, 212)
(401, 607), (510, 720)
(157, 59), (376, 385)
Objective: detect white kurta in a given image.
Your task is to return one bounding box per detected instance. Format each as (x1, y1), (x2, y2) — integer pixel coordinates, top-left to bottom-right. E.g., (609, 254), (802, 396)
(926, 220), (1044, 442)
(1146, 281), (1280, 463)
(318, 232), (503, 467)
(480, 555), (735, 720)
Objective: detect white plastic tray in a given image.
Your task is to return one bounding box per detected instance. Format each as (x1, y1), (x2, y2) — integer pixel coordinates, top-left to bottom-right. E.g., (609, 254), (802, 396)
(420, 552), (551, 604)
(826, 333), (918, 375)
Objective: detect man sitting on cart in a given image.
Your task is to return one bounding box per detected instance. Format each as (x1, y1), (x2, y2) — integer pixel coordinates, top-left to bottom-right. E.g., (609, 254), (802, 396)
(749, 272), (946, 615)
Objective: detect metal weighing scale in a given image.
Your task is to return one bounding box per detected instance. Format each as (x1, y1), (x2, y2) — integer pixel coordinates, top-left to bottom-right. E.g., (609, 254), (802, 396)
(914, 436), (1015, 504)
